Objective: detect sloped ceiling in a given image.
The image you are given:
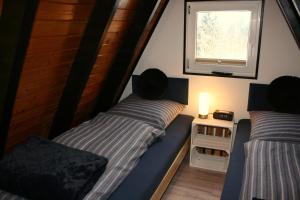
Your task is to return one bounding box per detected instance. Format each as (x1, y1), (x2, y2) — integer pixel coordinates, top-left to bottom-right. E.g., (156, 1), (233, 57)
(0, 0), (169, 156)
(277, 0), (300, 49)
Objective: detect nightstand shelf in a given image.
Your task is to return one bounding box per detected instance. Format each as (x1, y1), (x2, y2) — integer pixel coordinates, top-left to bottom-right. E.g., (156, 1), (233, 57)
(190, 116), (234, 172)
(190, 147), (229, 172)
(191, 134), (231, 152)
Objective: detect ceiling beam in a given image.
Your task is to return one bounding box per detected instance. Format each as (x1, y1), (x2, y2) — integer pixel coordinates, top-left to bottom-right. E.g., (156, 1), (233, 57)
(0, 0), (39, 157)
(49, 0), (120, 139)
(277, 0), (300, 49)
(93, 0), (170, 115)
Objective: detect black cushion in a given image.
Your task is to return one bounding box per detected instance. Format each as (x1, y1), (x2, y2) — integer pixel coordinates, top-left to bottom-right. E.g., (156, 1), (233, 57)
(267, 76), (300, 114)
(137, 68), (168, 100)
(0, 136), (108, 200)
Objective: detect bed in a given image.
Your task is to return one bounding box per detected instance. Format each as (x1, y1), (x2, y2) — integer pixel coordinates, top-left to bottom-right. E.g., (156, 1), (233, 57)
(221, 83), (300, 200)
(0, 75), (193, 200)
(109, 114), (193, 200)
(109, 75), (193, 200)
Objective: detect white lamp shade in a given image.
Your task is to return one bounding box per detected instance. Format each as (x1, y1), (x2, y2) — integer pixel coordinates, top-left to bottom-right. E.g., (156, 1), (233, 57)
(198, 92), (209, 117)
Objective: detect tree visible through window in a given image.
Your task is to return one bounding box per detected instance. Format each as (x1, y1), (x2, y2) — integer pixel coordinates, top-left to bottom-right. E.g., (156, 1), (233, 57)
(196, 11), (251, 64)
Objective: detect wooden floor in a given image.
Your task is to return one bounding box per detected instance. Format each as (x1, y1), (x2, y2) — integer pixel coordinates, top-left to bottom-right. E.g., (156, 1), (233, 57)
(162, 155), (225, 200)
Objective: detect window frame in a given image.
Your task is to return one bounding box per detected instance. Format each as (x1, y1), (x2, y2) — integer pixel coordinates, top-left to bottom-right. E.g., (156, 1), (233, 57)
(183, 0), (265, 79)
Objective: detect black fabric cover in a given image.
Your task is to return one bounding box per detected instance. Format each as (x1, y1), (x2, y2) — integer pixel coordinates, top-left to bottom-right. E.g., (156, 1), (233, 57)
(247, 83), (273, 111)
(221, 119), (251, 200)
(137, 68), (168, 100)
(267, 76), (300, 114)
(132, 75), (189, 105)
(0, 136), (108, 200)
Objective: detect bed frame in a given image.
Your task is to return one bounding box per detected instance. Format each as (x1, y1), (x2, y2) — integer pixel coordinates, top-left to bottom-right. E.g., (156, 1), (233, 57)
(106, 75), (192, 200)
(151, 138), (190, 200)
(109, 114), (193, 200)
(221, 83), (271, 200)
(133, 75), (190, 200)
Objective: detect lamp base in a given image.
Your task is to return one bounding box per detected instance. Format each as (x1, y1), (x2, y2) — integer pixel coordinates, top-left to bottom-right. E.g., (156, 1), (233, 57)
(198, 114), (208, 119)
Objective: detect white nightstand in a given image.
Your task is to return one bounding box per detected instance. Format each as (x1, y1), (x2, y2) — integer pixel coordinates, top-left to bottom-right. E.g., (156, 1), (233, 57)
(189, 115), (234, 173)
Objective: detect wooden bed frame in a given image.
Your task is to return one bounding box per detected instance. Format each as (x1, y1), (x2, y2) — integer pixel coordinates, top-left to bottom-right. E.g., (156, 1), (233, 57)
(151, 137), (190, 200)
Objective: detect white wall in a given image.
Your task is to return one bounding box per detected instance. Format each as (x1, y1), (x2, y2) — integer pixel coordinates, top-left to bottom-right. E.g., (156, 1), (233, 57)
(122, 0), (300, 122)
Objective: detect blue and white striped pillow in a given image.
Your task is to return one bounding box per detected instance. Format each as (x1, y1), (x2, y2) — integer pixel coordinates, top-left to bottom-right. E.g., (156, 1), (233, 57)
(107, 94), (185, 130)
(250, 111), (300, 143)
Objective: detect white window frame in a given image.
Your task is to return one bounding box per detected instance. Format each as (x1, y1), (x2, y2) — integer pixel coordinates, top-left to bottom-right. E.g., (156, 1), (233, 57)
(184, 0), (264, 79)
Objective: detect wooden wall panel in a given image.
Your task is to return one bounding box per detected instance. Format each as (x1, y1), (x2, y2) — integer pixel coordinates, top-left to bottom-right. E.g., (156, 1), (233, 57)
(114, 0), (170, 102)
(73, 0), (139, 125)
(6, 0), (96, 151)
(49, 0), (119, 138)
(0, 0), (2, 15)
(3, 0), (167, 150)
(92, 0), (169, 115)
(37, 2), (93, 21)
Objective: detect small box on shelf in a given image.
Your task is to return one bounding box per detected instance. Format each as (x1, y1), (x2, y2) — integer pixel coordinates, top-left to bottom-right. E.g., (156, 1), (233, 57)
(196, 124), (231, 138)
(195, 147), (228, 157)
(215, 127), (223, 137)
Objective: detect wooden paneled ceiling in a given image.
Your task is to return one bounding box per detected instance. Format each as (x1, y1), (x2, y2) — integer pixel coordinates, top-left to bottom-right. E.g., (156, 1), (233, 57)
(0, 0), (169, 156)
(6, 0), (96, 151)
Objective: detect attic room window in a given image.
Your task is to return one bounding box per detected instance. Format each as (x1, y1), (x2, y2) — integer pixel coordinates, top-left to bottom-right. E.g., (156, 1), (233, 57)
(184, 0), (264, 79)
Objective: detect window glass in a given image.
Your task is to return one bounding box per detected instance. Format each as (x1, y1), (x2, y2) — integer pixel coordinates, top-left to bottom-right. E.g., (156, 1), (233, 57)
(196, 11), (251, 63)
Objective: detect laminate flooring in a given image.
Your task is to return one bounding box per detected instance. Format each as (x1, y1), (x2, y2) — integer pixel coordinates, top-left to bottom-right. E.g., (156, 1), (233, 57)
(161, 155), (225, 200)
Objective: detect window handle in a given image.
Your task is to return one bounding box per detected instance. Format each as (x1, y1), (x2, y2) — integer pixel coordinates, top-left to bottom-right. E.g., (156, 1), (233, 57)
(211, 71), (233, 76)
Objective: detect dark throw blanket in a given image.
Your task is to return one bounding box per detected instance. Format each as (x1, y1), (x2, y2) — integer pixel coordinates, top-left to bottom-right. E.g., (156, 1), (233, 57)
(0, 136), (108, 200)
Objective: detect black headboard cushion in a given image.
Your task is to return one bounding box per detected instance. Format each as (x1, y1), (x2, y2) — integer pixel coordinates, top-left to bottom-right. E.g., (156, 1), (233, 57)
(136, 68), (168, 100)
(132, 75), (189, 105)
(247, 83), (274, 111)
(267, 76), (300, 114)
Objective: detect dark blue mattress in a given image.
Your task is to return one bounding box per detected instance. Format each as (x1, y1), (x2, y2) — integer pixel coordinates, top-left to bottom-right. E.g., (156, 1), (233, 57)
(221, 119), (251, 200)
(109, 114), (194, 200)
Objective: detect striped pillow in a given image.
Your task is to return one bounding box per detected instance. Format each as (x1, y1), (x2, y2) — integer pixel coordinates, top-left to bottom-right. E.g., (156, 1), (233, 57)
(107, 94), (185, 130)
(250, 111), (300, 143)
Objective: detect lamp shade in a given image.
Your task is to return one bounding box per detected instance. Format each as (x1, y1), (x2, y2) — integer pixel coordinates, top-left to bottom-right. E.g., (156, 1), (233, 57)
(198, 92), (209, 118)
